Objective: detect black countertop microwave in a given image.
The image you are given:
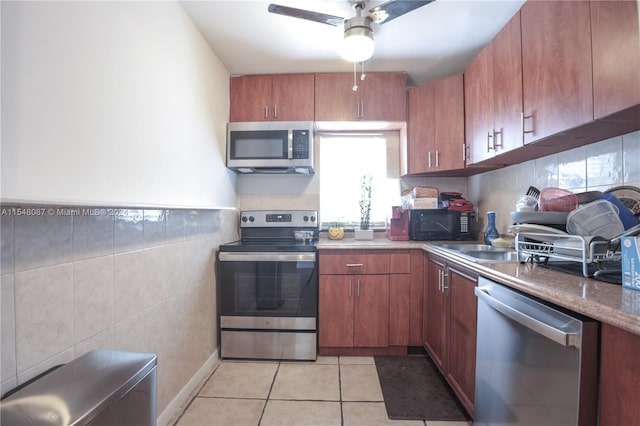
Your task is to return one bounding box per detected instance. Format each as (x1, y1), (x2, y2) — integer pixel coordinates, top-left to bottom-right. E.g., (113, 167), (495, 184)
(227, 121), (314, 174)
(409, 209), (473, 241)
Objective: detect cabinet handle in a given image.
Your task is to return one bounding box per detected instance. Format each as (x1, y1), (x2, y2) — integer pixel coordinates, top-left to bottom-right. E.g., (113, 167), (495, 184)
(360, 101), (365, 119)
(264, 106), (269, 119)
(521, 112), (534, 137)
(357, 279), (361, 297)
(435, 150), (440, 168)
(346, 263), (364, 268)
(493, 129), (503, 149)
(462, 144), (467, 162)
(349, 279), (352, 297)
(428, 152), (432, 168)
(356, 102), (360, 119)
(442, 271), (449, 292)
(273, 105), (278, 119)
(438, 270), (443, 291)
(487, 131), (494, 152)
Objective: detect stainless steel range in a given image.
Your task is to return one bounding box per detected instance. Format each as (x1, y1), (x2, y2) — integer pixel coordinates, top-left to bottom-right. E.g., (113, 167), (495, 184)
(217, 210), (318, 361)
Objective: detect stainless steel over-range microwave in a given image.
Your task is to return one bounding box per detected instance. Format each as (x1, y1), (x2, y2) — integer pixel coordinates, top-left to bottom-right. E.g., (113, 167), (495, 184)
(226, 121), (314, 174)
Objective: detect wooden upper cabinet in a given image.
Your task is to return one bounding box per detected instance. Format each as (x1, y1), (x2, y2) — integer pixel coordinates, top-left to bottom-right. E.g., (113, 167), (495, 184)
(591, 0), (640, 119)
(466, 11), (523, 165)
(315, 72), (407, 121)
(433, 73), (465, 170)
(490, 11), (524, 159)
(405, 73), (464, 174)
(314, 73), (359, 121)
(407, 82), (435, 174)
(359, 73), (407, 121)
(230, 73), (314, 122)
(520, 1), (593, 144)
(465, 42), (494, 165)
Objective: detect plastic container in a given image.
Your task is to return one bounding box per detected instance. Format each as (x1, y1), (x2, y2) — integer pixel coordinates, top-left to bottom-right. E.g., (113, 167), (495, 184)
(598, 193), (640, 230)
(539, 187), (579, 212)
(566, 200), (625, 239)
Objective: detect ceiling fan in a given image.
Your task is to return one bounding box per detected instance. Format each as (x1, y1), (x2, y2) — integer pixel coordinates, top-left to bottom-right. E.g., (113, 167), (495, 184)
(268, 0), (435, 63)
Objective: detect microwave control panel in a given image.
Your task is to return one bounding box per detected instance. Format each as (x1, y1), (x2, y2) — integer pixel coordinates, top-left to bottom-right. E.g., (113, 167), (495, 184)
(292, 130), (310, 159)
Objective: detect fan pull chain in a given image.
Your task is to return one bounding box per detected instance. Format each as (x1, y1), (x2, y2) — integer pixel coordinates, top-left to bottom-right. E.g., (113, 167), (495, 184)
(352, 61), (358, 91)
(360, 61), (366, 81)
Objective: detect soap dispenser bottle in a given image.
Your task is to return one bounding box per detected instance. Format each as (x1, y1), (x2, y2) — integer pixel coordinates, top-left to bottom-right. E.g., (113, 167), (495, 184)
(484, 211), (499, 245)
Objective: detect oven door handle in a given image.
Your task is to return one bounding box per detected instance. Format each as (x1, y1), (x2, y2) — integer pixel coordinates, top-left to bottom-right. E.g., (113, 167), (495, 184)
(219, 252), (316, 262)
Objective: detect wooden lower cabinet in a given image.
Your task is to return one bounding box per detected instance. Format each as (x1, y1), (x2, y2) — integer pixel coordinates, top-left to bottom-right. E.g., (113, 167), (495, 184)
(599, 323), (640, 425)
(319, 249), (418, 354)
(423, 253), (477, 416)
(319, 274), (390, 348)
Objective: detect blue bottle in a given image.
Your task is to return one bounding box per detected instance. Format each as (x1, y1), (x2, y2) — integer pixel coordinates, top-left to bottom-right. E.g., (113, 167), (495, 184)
(484, 211), (499, 245)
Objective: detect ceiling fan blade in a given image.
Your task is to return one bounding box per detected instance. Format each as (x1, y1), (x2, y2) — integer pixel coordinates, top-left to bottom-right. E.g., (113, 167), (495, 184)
(268, 4), (345, 27)
(369, 0), (435, 24)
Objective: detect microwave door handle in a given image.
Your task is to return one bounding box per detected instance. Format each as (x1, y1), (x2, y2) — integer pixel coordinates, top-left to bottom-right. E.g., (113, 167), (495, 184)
(288, 131), (293, 159)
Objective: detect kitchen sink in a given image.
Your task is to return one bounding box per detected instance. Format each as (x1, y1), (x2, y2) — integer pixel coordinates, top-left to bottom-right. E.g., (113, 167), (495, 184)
(458, 250), (520, 262)
(430, 243), (520, 263)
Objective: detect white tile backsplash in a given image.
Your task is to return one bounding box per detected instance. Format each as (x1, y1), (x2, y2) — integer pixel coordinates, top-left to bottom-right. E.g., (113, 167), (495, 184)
(0, 206), (237, 417)
(469, 130), (640, 236)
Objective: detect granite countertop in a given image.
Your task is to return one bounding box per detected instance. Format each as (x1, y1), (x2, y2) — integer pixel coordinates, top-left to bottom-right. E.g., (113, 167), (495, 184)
(317, 233), (426, 250)
(316, 234), (640, 336)
(424, 243), (640, 337)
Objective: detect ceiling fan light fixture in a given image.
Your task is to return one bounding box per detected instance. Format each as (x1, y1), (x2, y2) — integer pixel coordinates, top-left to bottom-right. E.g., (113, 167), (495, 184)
(340, 17), (374, 63)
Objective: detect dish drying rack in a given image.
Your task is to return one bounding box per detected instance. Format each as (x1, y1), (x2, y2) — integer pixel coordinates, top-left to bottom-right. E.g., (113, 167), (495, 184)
(514, 232), (622, 277)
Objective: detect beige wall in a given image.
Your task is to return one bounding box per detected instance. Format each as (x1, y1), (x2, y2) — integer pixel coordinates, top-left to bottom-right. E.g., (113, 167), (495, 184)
(1, 1), (236, 209)
(468, 130), (640, 237)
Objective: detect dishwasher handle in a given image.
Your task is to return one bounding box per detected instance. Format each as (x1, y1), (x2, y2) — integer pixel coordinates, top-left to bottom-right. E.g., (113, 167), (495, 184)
(475, 286), (580, 348)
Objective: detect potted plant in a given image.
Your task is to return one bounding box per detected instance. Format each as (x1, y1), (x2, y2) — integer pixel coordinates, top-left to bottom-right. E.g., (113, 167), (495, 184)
(355, 174), (374, 240)
(328, 218), (345, 240)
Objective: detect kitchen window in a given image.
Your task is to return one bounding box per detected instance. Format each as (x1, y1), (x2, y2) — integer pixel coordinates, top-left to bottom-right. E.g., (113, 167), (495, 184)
(319, 134), (400, 229)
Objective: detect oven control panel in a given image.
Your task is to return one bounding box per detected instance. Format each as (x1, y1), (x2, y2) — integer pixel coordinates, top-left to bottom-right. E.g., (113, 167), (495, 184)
(240, 210), (318, 228)
(266, 214), (292, 222)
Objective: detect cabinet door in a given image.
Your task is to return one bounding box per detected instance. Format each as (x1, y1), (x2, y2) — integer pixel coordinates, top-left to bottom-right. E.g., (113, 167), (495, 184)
(354, 274), (390, 347)
(491, 11), (523, 156)
(389, 273), (410, 346)
(434, 73), (465, 170)
(591, 1), (640, 119)
(424, 256), (446, 368)
(319, 275), (354, 347)
(408, 250), (424, 346)
(230, 75), (272, 122)
(465, 44), (494, 165)
(446, 265), (478, 416)
(314, 73), (359, 121)
(271, 74), (315, 121)
(599, 323), (640, 425)
(360, 73), (407, 121)
(407, 83), (435, 174)
(521, 1), (593, 144)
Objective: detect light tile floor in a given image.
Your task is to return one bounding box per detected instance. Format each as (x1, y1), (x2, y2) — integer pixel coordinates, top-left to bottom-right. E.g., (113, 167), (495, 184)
(173, 356), (471, 426)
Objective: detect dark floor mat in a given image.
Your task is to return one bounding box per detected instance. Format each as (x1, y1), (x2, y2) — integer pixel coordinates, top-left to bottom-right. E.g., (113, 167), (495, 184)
(374, 355), (470, 421)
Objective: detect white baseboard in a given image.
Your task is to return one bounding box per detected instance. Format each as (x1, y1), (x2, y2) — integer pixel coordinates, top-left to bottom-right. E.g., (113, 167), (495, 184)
(156, 349), (219, 426)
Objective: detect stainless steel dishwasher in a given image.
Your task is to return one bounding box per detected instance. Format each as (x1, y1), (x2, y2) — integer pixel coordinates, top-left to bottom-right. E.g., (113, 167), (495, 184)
(474, 277), (598, 425)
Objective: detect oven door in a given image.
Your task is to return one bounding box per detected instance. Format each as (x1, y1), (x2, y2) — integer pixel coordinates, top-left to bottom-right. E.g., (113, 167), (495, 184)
(217, 252), (318, 319)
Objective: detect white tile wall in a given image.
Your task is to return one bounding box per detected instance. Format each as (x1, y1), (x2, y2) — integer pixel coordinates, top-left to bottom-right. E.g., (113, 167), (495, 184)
(0, 207), (238, 417)
(468, 130), (640, 236)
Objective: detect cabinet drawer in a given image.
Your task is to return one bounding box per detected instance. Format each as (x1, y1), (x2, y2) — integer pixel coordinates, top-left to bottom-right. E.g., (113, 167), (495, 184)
(390, 251), (410, 274)
(320, 250), (390, 275)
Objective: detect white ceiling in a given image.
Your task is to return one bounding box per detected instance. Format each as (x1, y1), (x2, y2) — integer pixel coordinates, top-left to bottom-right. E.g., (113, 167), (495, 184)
(180, 0), (525, 86)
